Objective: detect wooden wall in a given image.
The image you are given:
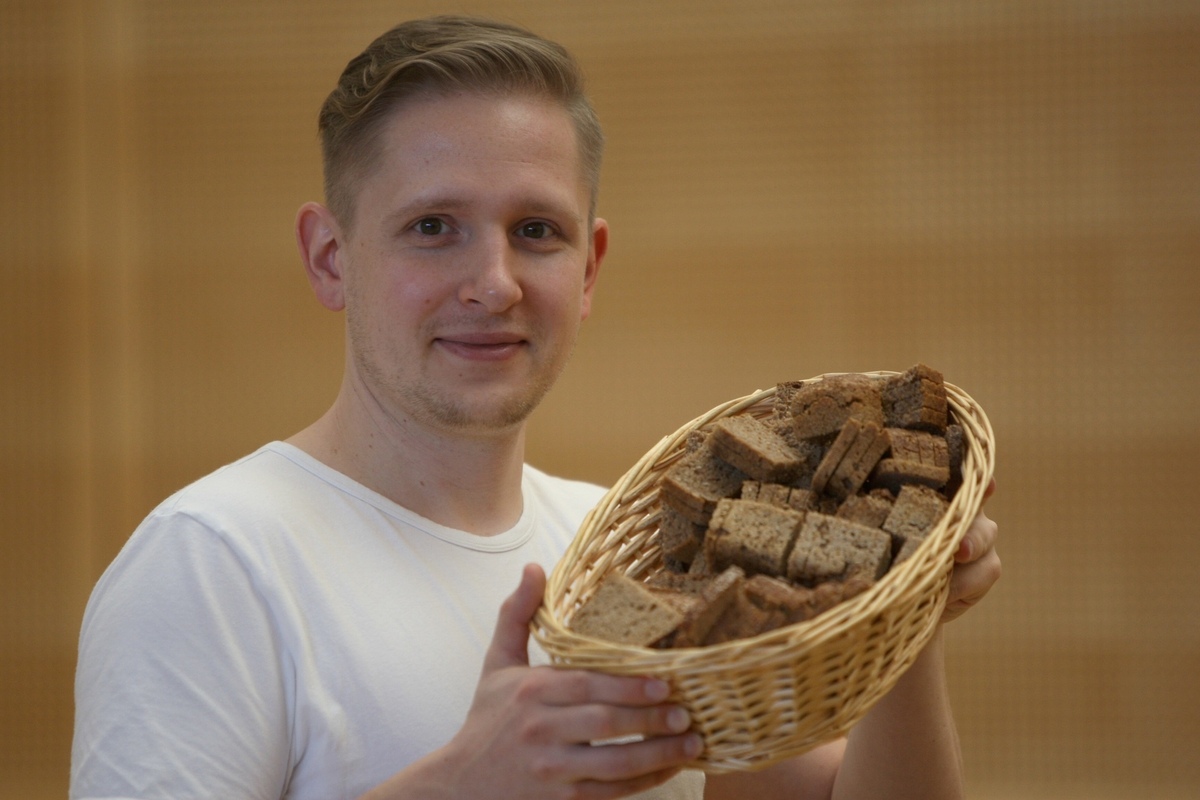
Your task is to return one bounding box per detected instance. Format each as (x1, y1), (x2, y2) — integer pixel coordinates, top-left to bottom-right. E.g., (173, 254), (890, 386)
(2, 1), (1198, 797)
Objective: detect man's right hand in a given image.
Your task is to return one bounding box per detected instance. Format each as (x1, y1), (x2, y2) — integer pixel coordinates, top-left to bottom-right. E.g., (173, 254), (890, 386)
(362, 563), (702, 800)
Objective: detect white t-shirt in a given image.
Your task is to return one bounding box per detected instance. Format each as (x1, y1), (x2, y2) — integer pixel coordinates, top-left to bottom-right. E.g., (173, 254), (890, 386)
(71, 442), (705, 800)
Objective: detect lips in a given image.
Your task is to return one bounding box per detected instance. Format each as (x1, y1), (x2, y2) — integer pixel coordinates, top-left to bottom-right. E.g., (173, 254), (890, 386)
(434, 331), (528, 361)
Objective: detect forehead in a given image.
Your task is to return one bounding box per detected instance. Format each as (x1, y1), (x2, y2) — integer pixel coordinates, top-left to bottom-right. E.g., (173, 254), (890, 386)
(359, 91), (590, 220)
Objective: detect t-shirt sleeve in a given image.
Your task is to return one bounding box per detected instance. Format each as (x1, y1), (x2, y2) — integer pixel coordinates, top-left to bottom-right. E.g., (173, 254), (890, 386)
(71, 510), (293, 800)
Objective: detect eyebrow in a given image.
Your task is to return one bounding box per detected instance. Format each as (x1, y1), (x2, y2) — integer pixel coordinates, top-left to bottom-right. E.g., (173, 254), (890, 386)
(382, 192), (585, 230)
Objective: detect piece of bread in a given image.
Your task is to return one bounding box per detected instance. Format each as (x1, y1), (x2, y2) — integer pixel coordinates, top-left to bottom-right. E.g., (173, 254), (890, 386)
(887, 428), (950, 468)
(810, 419), (892, 500)
(656, 505), (706, 567)
(882, 363), (948, 433)
(743, 574), (820, 623)
(870, 458), (950, 493)
(705, 498), (805, 578)
(882, 484), (950, 564)
(568, 573), (685, 646)
(836, 492), (894, 527)
(671, 566), (746, 647)
(786, 512), (893, 585)
(702, 585), (788, 645)
(944, 423), (965, 496)
(790, 374), (885, 442)
(741, 480), (815, 512)
(710, 414), (808, 483)
(660, 444), (748, 525)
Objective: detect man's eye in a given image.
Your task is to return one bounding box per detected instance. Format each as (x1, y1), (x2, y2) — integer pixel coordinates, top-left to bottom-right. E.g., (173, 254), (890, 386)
(415, 218), (447, 235)
(518, 222), (553, 239)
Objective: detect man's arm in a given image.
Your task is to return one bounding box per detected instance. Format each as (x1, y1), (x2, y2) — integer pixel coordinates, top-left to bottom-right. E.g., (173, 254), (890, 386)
(706, 492), (1000, 800)
(360, 563), (703, 800)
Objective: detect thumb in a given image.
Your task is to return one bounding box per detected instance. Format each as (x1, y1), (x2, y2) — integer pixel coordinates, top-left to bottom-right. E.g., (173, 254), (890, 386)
(482, 563), (546, 673)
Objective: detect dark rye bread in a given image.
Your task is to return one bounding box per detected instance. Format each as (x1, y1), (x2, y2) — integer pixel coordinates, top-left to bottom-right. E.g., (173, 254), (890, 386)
(569, 573), (684, 646)
(876, 429), (950, 491)
(656, 505), (706, 567)
(741, 480), (817, 512)
(710, 414), (808, 483)
(660, 444), (748, 525)
(705, 498), (806, 578)
(790, 374), (885, 442)
(945, 423), (965, 496)
(810, 419), (892, 500)
(786, 512), (893, 585)
(836, 491), (894, 528)
(887, 428), (950, 468)
(671, 566), (746, 647)
(744, 574), (874, 624)
(883, 484), (950, 564)
(882, 363), (948, 433)
(871, 458), (949, 493)
(702, 584), (788, 645)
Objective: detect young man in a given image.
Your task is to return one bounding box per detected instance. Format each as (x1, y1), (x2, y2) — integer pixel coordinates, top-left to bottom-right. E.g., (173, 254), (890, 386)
(71, 15), (1000, 800)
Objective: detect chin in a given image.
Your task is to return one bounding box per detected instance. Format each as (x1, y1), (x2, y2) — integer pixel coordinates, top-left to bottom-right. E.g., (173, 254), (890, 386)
(414, 384), (548, 434)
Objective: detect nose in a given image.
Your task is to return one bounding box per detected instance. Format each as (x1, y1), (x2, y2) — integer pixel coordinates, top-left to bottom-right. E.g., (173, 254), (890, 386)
(459, 233), (523, 313)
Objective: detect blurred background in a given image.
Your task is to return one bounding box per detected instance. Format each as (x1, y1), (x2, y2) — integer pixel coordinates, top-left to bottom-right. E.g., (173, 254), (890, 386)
(3, 1), (1198, 798)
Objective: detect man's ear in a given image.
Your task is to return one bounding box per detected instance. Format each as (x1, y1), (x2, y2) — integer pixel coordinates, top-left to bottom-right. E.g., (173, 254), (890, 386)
(295, 201), (347, 312)
(580, 216), (608, 321)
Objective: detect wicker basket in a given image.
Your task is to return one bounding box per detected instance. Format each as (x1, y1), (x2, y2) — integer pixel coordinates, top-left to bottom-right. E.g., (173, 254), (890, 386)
(533, 371), (995, 773)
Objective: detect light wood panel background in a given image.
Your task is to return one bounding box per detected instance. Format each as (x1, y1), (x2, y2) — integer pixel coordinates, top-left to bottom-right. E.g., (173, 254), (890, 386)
(3, 1), (1198, 798)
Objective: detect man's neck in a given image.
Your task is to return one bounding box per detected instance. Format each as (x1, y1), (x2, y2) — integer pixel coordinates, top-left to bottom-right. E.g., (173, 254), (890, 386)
(287, 387), (528, 537)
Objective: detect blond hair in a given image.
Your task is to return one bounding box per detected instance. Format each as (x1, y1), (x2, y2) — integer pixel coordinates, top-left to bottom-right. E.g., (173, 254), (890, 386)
(318, 15), (604, 229)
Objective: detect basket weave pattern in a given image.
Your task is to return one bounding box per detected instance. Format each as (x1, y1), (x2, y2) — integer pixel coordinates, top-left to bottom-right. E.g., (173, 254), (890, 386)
(533, 373), (995, 773)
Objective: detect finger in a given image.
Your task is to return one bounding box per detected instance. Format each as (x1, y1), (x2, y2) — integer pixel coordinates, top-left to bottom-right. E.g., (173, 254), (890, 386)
(534, 667), (672, 709)
(945, 549), (1002, 622)
(482, 563), (546, 673)
(532, 701), (693, 746)
(573, 731), (703, 783)
(955, 509), (998, 563)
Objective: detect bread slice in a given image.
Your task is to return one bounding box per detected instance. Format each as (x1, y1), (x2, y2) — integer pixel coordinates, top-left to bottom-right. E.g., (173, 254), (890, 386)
(709, 414), (807, 483)
(741, 480), (814, 511)
(660, 445), (748, 525)
(672, 566), (746, 647)
(790, 374), (885, 442)
(656, 505), (706, 567)
(836, 491), (894, 527)
(786, 512), (893, 585)
(702, 585), (788, 645)
(882, 363), (948, 433)
(568, 573), (685, 646)
(887, 428), (950, 468)
(883, 484), (950, 564)
(705, 498), (805, 577)
(871, 458), (950, 493)
(811, 418), (892, 500)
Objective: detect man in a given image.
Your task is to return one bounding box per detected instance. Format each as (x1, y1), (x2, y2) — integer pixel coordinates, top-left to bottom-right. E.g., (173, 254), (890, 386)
(71, 15), (1000, 800)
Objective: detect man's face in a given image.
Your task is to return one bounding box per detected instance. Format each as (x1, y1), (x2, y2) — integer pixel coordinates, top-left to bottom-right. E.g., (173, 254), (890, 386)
(336, 91), (605, 437)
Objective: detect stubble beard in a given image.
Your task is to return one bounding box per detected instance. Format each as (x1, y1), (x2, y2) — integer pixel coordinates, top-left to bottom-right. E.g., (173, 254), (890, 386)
(348, 318), (575, 436)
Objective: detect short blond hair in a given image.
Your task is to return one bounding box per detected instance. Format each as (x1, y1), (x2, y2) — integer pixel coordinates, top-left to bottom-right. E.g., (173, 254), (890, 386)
(318, 15), (604, 229)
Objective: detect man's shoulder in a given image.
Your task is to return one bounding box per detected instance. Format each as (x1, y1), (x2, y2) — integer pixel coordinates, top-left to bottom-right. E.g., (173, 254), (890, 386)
(154, 442), (315, 516)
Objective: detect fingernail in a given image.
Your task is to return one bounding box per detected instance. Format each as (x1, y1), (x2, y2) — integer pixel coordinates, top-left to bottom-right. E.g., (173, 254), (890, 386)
(645, 679), (670, 702)
(957, 540), (972, 561)
(684, 734), (703, 758)
(667, 707), (690, 733)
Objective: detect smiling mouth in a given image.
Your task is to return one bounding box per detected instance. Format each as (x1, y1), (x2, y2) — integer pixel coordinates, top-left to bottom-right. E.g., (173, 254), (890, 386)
(434, 334), (527, 361)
